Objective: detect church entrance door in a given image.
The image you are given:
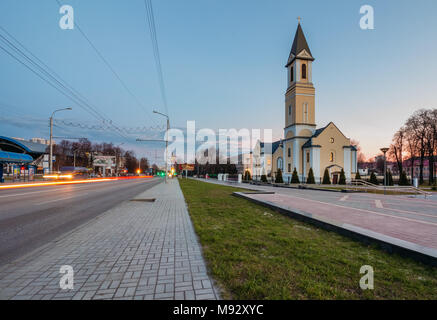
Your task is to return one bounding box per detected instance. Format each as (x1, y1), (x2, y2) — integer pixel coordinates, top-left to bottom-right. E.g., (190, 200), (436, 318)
(332, 174), (339, 184)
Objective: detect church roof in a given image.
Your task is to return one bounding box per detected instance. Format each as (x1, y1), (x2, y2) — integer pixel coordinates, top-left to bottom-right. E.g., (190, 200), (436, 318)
(285, 23), (314, 67)
(301, 123), (357, 151)
(260, 140), (282, 154)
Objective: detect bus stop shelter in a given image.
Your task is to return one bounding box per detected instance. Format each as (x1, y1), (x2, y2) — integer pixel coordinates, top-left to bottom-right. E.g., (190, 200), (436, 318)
(0, 151), (33, 183)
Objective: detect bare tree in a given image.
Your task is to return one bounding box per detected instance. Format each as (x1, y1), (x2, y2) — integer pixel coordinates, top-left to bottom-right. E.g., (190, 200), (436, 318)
(351, 139), (366, 164)
(389, 127), (405, 175)
(405, 110), (428, 184)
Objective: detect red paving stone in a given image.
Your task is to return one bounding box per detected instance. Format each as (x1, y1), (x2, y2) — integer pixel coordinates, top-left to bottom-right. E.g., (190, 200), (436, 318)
(246, 193), (437, 250)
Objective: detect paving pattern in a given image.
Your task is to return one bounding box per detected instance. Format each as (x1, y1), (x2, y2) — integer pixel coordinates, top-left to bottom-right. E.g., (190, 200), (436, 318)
(198, 178), (437, 255)
(0, 179), (219, 300)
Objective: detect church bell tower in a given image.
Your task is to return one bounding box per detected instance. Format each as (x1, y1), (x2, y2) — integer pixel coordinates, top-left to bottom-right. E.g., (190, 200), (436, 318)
(284, 22), (316, 132)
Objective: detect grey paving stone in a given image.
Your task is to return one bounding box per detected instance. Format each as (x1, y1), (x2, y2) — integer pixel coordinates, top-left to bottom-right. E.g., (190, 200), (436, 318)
(0, 180), (219, 300)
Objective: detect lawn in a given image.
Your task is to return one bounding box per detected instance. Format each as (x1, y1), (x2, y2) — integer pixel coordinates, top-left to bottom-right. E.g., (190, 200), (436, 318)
(179, 178), (437, 300)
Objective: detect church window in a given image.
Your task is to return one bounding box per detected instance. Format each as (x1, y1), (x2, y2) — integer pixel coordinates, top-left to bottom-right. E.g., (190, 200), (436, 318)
(288, 105), (291, 115)
(288, 163), (291, 173)
(302, 64), (307, 79)
(290, 66), (294, 82)
(288, 148), (291, 157)
(330, 138), (334, 143)
(329, 152), (334, 162)
(306, 152), (310, 163)
(277, 157), (283, 170)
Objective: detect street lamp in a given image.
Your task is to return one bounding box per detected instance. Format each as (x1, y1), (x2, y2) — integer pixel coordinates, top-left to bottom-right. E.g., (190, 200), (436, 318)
(153, 110), (170, 184)
(49, 107), (72, 173)
(114, 143), (124, 177)
(380, 147), (389, 195)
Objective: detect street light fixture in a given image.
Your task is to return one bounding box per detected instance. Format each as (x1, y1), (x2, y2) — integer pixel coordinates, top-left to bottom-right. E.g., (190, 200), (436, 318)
(380, 147), (389, 195)
(153, 110), (170, 184)
(49, 107), (72, 173)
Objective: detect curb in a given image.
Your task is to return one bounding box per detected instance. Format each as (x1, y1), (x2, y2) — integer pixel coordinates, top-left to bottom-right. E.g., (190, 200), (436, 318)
(233, 191), (437, 267)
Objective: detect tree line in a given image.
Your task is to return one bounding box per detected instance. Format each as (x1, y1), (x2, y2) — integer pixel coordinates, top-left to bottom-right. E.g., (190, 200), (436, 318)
(389, 109), (437, 185)
(50, 138), (152, 174)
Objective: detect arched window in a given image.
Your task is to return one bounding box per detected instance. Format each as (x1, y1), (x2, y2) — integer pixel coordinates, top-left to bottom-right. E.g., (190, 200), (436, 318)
(302, 64), (307, 79)
(277, 157), (283, 170)
(329, 152), (334, 162)
(290, 66), (294, 82)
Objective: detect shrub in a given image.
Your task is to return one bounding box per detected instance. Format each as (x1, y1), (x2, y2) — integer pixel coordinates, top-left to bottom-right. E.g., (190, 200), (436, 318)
(398, 171), (409, 186)
(355, 171), (361, 180)
(261, 174), (268, 183)
(291, 168), (300, 184)
(306, 168), (315, 184)
(339, 169), (346, 185)
(322, 168), (331, 185)
(275, 168), (284, 183)
(369, 172), (379, 185)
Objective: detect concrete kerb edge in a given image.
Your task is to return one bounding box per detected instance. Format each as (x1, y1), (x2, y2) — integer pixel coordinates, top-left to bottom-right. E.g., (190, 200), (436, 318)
(233, 191), (437, 267)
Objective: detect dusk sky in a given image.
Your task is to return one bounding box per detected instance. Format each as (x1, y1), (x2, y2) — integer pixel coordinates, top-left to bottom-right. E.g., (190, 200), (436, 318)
(1, 0), (437, 161)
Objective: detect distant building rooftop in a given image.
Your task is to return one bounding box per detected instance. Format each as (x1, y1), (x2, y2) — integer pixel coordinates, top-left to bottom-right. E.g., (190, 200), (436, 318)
(0, 136), (47, 160)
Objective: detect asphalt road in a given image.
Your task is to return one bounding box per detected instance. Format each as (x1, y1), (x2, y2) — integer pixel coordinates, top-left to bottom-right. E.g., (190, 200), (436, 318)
(0, 177), (163, 266)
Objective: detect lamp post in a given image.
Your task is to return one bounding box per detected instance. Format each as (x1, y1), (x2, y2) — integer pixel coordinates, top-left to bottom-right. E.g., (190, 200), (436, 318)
(49, 107), (72, 173)
(114, 143), (124, 177)
(380, 147), (389, 195)
(153, 110), (170, 184)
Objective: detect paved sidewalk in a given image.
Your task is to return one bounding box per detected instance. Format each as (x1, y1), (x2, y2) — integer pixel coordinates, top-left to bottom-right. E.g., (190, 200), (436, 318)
(0, 179), (219, 300)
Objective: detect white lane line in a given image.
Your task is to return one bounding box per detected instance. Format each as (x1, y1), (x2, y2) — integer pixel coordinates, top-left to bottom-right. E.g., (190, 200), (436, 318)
(375, 200), (383, 208)
(339, 195), (349, 202)
(380, 206), (437, 219)
(36, 197), (75, 205)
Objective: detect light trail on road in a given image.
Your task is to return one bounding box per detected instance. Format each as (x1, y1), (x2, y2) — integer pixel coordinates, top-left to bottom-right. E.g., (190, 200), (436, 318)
(0, 175), (154, 190)
(0, 177), (162, 265)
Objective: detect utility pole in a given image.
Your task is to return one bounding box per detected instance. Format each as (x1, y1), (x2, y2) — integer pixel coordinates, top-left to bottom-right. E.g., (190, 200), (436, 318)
(115, 143), (124, 177)
(153, 110), (170, 184)
(380, 147), (389, 195)
(49, 107), (72, 173)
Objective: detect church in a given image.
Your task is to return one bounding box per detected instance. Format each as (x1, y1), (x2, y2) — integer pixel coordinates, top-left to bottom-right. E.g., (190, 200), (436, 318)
(254, 22), (358, 184)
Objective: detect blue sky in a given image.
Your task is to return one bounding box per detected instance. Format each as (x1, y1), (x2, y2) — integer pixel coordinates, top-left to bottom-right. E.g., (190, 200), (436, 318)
(1, 0), (437, 160)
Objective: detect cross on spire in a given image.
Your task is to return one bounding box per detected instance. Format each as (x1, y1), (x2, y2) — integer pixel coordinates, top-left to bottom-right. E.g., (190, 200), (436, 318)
(297, 16), (302, 24)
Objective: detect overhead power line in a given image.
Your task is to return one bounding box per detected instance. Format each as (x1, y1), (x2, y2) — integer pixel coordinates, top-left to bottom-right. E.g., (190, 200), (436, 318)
(54, 0), (157, 126)
(0, 26), (130, 141)
(55, 119), (165, 133)
(144, 0), (169, 116)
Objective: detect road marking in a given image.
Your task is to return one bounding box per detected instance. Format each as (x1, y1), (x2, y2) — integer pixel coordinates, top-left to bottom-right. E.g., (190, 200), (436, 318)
(36, 197), (75, 205)
(339, 195), (349, 202)
(375, 200), (383, 208)
(380, 207), (437, 219)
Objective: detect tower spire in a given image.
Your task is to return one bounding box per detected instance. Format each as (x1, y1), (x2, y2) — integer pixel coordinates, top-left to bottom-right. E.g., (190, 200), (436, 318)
(285, 22), (314, 67)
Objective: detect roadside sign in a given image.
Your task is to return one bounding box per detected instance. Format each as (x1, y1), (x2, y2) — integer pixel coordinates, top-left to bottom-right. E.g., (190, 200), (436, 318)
(180, 164), (194, 171)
